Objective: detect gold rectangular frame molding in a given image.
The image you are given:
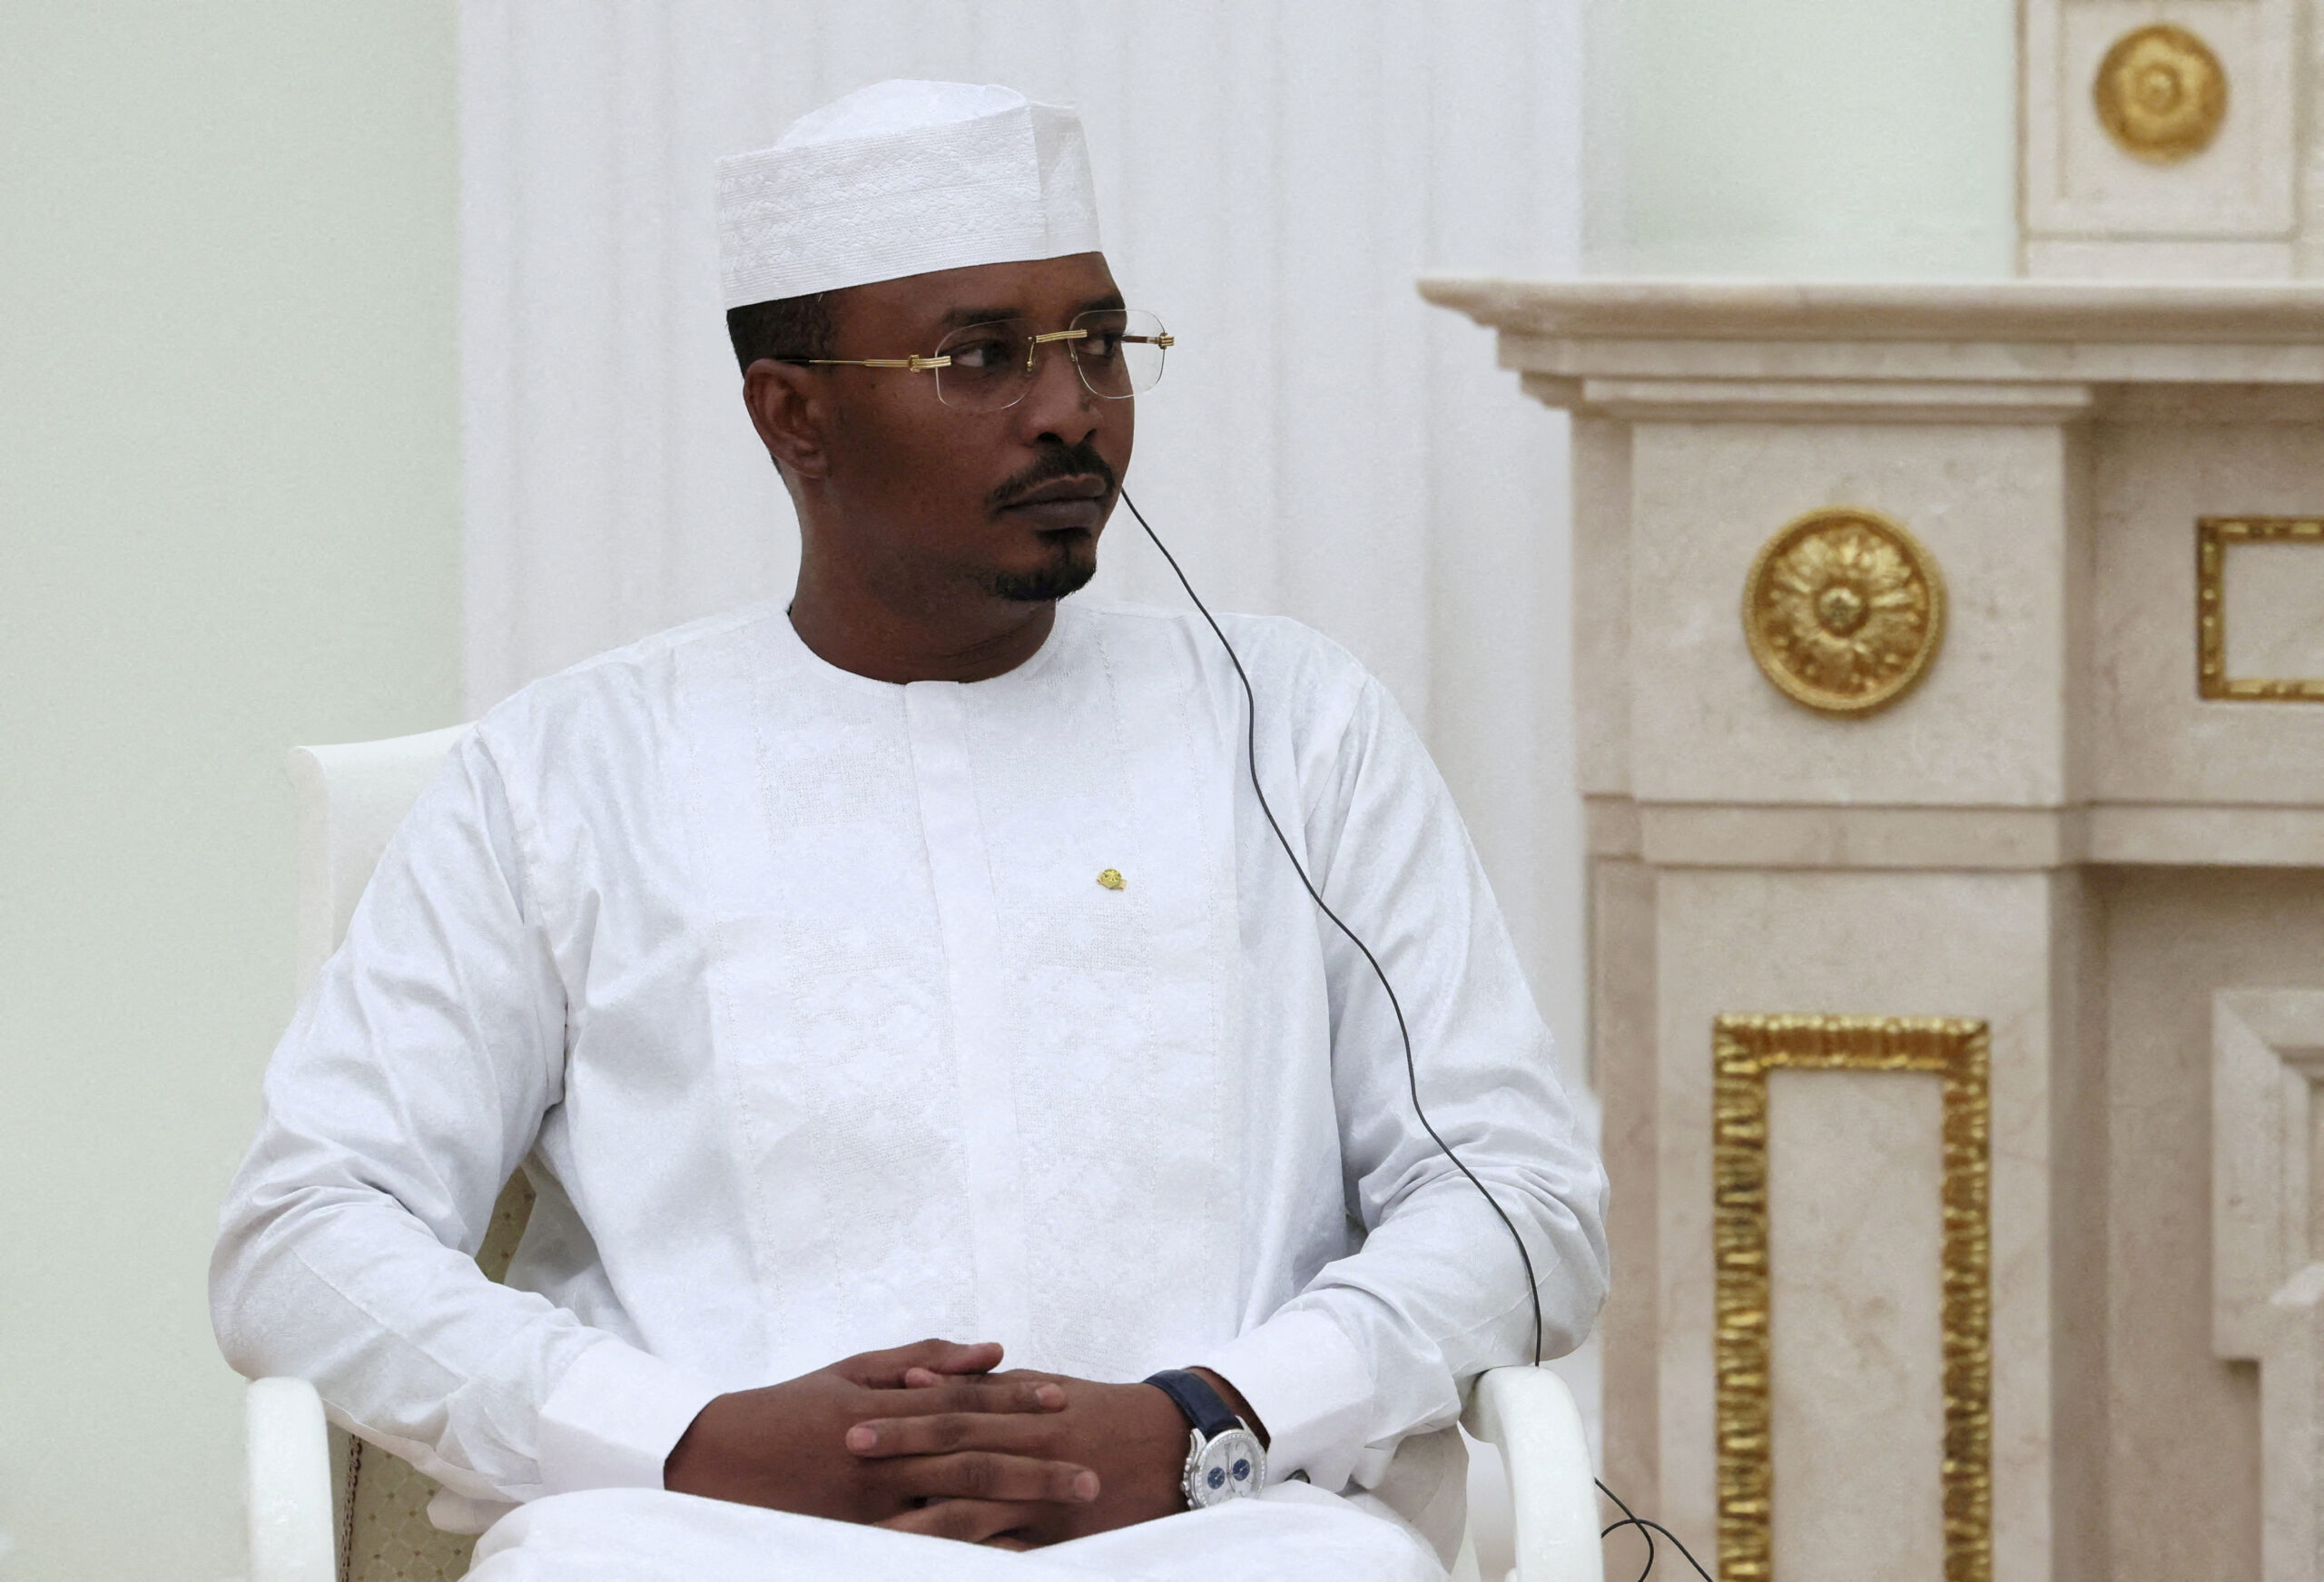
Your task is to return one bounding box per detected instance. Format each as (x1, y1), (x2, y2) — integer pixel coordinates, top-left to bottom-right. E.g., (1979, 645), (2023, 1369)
(1713, 1014), (1992, 1582)
(2198, 517), (2324, 701)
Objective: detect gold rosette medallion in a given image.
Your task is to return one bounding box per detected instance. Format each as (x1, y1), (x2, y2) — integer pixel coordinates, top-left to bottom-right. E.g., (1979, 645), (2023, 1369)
(1742, 508), (1945, 715)
(2093, 24), (2227, 164)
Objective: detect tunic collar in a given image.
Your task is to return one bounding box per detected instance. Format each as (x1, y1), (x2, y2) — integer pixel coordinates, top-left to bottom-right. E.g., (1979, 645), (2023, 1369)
(770, 599), (1076, 699)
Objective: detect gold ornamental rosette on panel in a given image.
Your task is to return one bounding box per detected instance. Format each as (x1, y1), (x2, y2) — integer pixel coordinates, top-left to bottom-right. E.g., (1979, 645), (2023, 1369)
(1713, 1016), (1992, 1582)
(2093, 23), (2228, 164)
(1742, 508), (1945, 715)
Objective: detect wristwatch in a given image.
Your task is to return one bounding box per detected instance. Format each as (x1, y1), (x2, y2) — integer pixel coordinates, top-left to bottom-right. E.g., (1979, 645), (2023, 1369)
(1144, 1369), (1266, 1509)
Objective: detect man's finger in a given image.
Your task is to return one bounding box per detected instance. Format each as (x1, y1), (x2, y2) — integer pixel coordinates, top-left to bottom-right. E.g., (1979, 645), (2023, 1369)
(843, 1338), (1005, 1387)
(874, 1377), (1064, 1418)
(846, 1410), (1053, 1459)
(878, 1449), (1099, 1506)
(904, 1357), (1068, 1389)
(874, 1498), (1045, 1546)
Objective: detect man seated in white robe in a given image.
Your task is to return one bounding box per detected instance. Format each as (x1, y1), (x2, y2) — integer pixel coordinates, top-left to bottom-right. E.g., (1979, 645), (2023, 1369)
(212, 79), (1608, 1581)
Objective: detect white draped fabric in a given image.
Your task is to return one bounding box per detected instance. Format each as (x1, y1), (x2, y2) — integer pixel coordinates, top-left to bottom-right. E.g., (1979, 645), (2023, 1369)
(212, 599), (1608, 1565)
(466, 1485), (1446, 1581)
(457, 0), (1589, 1096)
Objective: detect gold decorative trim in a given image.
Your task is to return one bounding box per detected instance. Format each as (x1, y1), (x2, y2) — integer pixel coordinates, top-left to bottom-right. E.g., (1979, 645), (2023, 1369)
(1742, 508), (1945, 716)
(2198, 517), (2324, 702)
(1713, 1015), (1991, 1582)
(2094, 24), (2229, 165)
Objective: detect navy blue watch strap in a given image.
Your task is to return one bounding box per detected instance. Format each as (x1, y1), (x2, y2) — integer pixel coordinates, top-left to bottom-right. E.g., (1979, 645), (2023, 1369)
(1144, 1369), (1242, 1439)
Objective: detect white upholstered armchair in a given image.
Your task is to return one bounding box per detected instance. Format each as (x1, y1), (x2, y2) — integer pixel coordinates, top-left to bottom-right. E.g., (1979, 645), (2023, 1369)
(240, 728), (1604, 1582)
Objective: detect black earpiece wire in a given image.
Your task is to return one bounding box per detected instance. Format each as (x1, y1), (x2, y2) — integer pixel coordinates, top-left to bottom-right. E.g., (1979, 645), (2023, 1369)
(1124, 486), (1715, 1582)
(1596, 1477), (1714, 1582)
(1121, 487), (1543, 1366)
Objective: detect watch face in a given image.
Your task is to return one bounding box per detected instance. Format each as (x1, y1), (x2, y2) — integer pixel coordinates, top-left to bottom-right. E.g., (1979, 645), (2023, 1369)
(1185, 1427), (1265, 1508)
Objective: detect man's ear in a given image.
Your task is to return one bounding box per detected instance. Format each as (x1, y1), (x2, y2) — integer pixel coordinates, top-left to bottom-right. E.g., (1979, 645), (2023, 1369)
(743, 359), (832, 479)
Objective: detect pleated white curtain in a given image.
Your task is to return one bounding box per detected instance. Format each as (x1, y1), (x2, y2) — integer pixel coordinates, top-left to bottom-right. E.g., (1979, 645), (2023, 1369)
(458, 0), (1587, 1086)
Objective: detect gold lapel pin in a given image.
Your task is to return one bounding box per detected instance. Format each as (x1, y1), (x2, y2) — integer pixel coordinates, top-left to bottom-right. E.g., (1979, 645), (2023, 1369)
(1097, 869), (1126, 890)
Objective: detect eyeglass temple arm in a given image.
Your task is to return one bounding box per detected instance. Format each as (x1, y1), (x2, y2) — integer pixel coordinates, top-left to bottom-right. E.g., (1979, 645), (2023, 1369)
(1019, 327), (1177, 369)
(800, 354), (951, 371)
(792, 326), (1173, 374)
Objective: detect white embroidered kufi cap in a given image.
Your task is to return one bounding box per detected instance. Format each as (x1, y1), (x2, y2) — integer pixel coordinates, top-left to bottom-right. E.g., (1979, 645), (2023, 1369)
(716, 80), (1102, 310)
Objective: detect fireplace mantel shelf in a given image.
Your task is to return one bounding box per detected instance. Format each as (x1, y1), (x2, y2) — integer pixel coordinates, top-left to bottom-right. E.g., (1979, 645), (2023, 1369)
(1419, 275), (2324, 346)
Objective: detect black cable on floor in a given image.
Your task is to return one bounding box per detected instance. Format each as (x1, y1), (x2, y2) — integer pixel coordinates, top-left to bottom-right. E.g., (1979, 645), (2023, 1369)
(1598, 1478), (1714, 1582)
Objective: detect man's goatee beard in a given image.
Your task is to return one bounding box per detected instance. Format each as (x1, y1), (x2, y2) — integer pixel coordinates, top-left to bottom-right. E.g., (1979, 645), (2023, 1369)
(988, 546), (1098, 603)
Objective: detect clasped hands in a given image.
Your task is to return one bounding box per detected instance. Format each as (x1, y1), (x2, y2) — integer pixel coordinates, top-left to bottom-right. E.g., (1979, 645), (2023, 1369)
(663, 1339), (1218, 1548)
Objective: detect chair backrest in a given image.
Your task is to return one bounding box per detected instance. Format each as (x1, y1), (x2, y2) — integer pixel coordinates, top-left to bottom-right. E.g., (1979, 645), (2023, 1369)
(289, 727), (536, 1582)
(290, 726), (471, 996)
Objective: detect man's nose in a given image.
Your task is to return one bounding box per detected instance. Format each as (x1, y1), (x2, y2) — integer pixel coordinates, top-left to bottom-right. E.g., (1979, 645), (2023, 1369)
(1015, 337), (1102, 444)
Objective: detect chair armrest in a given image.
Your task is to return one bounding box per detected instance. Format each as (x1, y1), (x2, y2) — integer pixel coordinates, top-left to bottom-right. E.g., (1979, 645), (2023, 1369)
(1462, 1366), (1602, 1582)
(245, 1378), (336, 1582)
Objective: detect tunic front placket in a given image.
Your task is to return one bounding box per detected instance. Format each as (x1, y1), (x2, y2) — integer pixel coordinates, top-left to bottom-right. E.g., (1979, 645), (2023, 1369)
(901, 681), (1032, 1356)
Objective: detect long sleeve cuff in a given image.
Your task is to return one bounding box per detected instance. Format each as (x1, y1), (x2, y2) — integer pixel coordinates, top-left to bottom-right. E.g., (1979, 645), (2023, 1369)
(536, 1338), (724, 1496)
(1201, 1307), (1374, 1492)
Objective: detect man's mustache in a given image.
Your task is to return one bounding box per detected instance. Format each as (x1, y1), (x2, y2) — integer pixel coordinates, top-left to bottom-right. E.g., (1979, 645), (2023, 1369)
(988, 444), (1118, 513)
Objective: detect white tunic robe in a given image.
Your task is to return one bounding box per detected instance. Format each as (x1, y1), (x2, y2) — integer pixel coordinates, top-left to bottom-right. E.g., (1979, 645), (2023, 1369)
(212, 599), (1607, 1578)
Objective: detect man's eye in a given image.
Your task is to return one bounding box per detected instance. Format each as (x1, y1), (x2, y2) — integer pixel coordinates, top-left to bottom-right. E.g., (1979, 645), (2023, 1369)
(949, 337), (1015, 371)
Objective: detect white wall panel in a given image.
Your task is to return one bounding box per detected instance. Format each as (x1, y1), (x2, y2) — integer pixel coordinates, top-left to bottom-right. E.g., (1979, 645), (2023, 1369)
(458, 0), (1585, 1086)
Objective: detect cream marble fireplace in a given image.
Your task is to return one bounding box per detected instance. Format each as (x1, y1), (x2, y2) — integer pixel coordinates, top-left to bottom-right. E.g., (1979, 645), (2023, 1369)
(1421, 278), (2324, 1582)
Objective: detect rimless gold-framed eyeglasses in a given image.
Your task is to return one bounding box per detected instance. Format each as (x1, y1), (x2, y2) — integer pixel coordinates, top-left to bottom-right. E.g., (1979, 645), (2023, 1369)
(780, 307), (1174, 414)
